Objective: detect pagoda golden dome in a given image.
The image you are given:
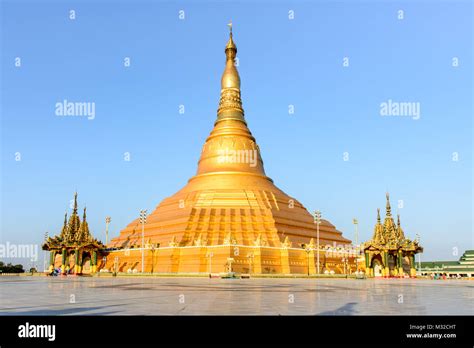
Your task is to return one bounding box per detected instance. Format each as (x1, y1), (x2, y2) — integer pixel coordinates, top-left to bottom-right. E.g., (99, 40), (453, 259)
(110, 25), (350, 251)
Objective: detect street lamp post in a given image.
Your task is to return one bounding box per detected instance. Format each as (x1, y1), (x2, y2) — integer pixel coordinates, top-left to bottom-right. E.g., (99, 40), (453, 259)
(314, 210), (322, 274)
(139, 209), (147, 273)
(352, 218), (359, 246)
(247, 252), (254, 275)
(43, 232), (48, 272)
(105, 216), (111, 245)
(206, 252), (214, 277)
(113, 256), (119, 276)
(352, 218), (359, 271)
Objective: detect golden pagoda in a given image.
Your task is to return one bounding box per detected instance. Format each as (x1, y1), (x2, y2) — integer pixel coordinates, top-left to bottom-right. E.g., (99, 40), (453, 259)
(104, 25), (353, 275)
(362, 193), (423, 278)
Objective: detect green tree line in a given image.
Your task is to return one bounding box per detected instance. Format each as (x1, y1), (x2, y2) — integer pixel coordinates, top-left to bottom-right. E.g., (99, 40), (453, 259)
(0, 261), (25, 273)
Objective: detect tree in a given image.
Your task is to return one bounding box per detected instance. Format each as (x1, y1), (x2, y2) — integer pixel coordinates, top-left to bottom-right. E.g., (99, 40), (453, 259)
(0, 262), (25, 273)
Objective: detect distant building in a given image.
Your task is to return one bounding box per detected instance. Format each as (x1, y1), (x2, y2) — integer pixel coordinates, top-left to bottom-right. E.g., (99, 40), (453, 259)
(420, 250), (474, 277)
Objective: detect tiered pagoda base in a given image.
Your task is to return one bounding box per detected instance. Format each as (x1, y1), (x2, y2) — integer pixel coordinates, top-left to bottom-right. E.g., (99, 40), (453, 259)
(98, 245), (358, 275)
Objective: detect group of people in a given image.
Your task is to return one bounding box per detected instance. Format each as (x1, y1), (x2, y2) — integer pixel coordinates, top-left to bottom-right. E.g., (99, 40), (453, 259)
(49, 265), (73, 276)
(428, 273), (460, 280)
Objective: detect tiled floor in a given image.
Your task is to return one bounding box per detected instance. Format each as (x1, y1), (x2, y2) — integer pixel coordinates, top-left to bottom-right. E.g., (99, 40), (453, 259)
(0, 276), (472, 315)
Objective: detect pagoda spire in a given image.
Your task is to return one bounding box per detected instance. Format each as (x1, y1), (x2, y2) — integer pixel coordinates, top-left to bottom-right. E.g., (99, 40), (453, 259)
(66, 192), (81, 242)
(193, 23), (267, 179)
(73, 191), (78, 215)
(385, 192), (392, 217)
(78, 206), (91, 242)
(217, 21), (244, 121)
(371, 208), (384, 244)
(225, 20), (237, 58)
(60, 211), (68, 239)
(396, 213), (405, 241)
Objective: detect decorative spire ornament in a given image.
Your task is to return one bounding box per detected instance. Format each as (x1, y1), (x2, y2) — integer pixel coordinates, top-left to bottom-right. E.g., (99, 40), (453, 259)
(60, 211), (68, 239)
(77, 206), (91, 242)
(218, 22), (244, 119)
(67, 192), (81, 242)
(385, 192), (392, 216)
(73, 191), (78, 215)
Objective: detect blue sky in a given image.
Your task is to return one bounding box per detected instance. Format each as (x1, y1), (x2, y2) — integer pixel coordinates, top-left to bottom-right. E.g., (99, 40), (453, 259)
(1, 0), (472, 266)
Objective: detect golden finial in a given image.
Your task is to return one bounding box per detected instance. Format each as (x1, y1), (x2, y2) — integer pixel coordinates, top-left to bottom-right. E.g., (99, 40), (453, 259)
(225, 21), (237, 53)
(216, 22), (245, 121)
(377, 208), (381, 223)
(385, 192), (391, 216)
(219, 21), (242, 115)
(73, 192), (78, 214)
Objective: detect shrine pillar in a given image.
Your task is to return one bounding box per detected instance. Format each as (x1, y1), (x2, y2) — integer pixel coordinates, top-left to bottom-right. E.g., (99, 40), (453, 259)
(91, 250), (98, 273)
(61, 248), (67, 274)
(383, 250), (390, 277)
(73, 249), (78, 274)
(398, 250), (404, 277)
(48, 251), (55, 273)
(365, 251), (372, 277)
(410, 253), (417, 277)
(74, 249), (80, 274)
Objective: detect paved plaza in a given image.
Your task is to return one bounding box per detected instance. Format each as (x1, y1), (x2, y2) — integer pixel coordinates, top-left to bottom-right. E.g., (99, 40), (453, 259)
(0, 276), (472, 315)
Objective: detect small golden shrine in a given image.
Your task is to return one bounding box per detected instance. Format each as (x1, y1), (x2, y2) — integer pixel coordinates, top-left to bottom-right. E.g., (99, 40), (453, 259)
(42, 193), (104, 275)
(362, 193), (423, 277)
